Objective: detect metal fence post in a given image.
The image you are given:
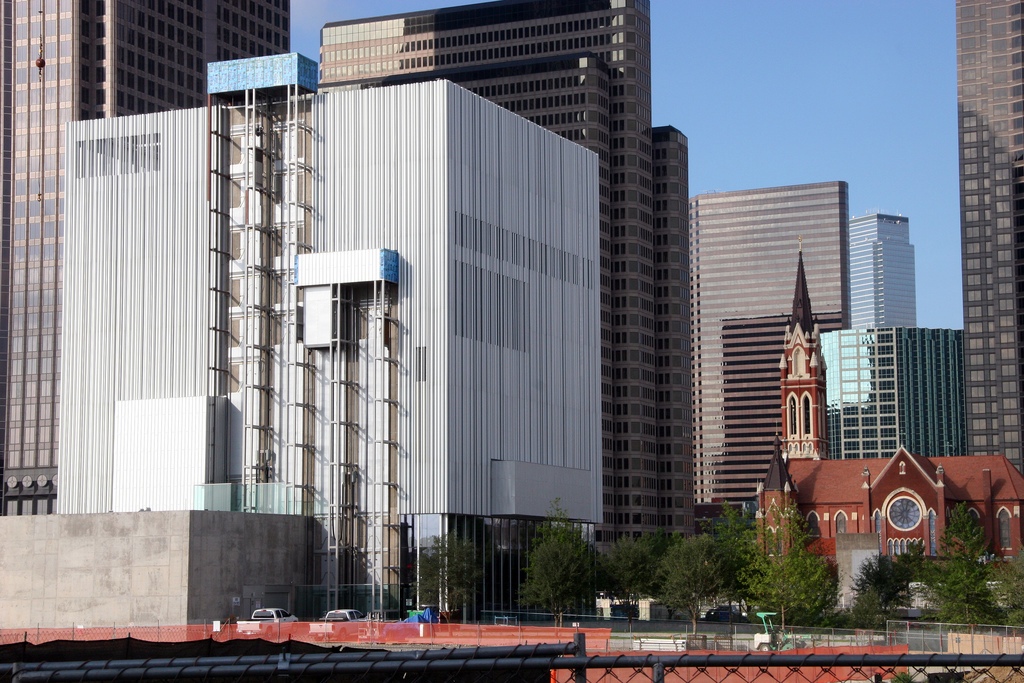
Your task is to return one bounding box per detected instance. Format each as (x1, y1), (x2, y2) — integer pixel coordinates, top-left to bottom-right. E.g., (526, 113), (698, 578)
(573, 632), (587, 683)
(652, 662), (665, 683)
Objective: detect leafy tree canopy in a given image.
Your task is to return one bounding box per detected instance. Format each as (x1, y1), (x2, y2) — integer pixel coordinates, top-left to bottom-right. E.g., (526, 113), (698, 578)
(520, 501), (594, 627)
(657, 533), (723, 633)
(417, 531), (482, 618)
(705, 504), (757, 606)
(994, 554), (1024, 625)
(599, 532), (663, 607)
(742, 504), (838, 628)
(924, 503), (996, 624)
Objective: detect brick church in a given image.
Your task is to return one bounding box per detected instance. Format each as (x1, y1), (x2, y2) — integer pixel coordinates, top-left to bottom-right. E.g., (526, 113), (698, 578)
(757, 250), (1024, 559)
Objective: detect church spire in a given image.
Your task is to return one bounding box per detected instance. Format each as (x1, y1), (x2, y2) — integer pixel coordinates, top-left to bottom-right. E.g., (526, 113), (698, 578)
(791, 247), (814, 334)
(780, 246), (829, 460)
(763, 435), (795, 491)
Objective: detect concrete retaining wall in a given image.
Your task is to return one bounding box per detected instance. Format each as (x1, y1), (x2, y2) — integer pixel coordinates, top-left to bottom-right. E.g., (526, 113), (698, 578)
(0, 511), (310, 628)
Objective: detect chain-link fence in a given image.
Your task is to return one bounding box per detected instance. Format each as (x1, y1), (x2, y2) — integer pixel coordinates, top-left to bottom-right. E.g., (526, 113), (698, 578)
(2, 639), (1024, 683)
(888, 620), (1024, 655)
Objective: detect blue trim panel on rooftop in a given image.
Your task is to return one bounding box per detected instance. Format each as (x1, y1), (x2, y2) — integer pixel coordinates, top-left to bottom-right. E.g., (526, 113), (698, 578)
(208, 53), (319, 95)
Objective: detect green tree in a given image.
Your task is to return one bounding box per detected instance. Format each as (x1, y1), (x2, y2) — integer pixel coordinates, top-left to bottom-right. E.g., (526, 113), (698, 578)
(417, 531), (482, 620)
(657, 534), (723, 633)
(994, 554), (1024, 625)
(852, 550), (917, 614)
(706, 504), (757, 607)
(520, 501), (594, 627)
(924, 503), (996, 624)
(599, 533), (662, 624)
(847, 586), (886, 630)
(742, 504), (838, 628)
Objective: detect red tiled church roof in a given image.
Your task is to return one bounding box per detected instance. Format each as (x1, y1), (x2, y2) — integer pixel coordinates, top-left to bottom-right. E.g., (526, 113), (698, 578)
(785, 452), (1024, 505)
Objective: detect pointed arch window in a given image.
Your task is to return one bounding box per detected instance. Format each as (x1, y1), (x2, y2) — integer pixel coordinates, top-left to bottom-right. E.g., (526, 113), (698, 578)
(802, 396), (811, 436)
(928, 509), (937, 556)
(807, 511), (820, 537)
(999, 509), (1011, 549)
(835, 511), (847, 534)
(874, 510), (883, 553)
(789, 396), (797, 436)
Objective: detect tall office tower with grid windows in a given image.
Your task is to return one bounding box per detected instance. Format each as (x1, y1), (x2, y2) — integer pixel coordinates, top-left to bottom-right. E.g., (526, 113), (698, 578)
(848, 213), (917, 329)
(316, 0), (694, 539)
(957, 0), (1024, 470)
(689, 182), (850, 504)
(0, 0), (290, 515)
(821, 327), (966, 460)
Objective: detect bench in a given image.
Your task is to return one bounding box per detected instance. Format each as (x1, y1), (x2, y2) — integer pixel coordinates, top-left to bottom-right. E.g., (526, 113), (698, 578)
(633, 635), (687, 651)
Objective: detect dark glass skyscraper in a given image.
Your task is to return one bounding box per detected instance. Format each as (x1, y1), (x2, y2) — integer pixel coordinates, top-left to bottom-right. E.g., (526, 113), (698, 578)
(957, 0), (1024, 470)
(0, 0), (290, 515)
(318, 0), (694, 539)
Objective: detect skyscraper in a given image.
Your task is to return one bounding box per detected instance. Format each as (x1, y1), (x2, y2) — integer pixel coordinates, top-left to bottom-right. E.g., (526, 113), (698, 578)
(956, 0), (1024, 470)
(848, 213), (917, 329)
(0, 0), (290, 515)
(822, 327), (966, 460)
(317, 0), (693, 538)
(689, 182), (850, 503)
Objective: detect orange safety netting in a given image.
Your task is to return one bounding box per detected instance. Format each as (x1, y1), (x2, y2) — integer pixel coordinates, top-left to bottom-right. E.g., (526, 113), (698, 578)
(0, 622), (612, 650)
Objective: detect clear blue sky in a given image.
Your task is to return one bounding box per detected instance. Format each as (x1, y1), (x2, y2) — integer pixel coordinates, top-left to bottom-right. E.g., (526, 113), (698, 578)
(291, 1), (962, 329)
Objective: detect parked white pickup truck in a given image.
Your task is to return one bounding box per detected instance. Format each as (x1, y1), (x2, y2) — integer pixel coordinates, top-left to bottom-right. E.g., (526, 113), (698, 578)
(250, 608), (298, 622)
(322, 609), (365, 622)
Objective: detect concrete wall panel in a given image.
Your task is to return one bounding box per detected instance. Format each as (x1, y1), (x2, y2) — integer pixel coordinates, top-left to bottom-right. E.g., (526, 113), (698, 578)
(0, 511), (309, 628)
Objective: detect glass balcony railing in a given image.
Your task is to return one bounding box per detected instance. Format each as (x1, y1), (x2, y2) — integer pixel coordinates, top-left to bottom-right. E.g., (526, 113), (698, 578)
(193, 482), (302, 515)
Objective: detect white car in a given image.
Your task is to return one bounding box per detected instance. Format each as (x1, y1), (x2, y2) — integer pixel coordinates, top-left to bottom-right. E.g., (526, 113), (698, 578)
(250, 608), (298, 622)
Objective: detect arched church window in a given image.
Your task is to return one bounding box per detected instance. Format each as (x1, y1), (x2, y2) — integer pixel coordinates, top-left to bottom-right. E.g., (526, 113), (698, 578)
(874, 510), (883, 553)
(789, 396), (797, 436)
(807, 511), (820, 537)
(835, 511), (847, 534)
(928, 509), (937, 556)
(999, 509), (1012, 549)
(803, 396), (811, 436)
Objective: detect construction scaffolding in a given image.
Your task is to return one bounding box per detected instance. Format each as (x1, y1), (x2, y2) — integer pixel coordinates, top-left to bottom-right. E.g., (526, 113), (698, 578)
(207, 65), (402, 616)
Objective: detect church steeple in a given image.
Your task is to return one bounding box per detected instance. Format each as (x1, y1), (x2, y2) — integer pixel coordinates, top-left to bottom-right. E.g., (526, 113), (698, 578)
(779, 245), (829, 460)
(791, 248), (814, 335)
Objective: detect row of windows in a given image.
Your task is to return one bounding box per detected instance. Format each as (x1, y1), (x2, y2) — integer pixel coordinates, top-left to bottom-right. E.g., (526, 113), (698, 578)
(325, 13), (618, 48)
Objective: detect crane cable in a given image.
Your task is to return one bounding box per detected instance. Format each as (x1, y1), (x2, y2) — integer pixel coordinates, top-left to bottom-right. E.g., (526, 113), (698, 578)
(34, 4), (45, 203)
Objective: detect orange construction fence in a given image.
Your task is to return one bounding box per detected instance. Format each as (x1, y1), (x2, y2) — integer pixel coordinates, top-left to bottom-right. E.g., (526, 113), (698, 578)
(0, 622), (612, 650)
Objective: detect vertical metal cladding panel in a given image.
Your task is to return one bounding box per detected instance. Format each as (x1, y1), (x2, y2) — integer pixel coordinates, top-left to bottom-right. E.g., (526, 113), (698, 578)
(313, 81), (600, 520)
(60, 108), (212, 514)
(313, 82), (450, 516)
(446, 85), (601, 520)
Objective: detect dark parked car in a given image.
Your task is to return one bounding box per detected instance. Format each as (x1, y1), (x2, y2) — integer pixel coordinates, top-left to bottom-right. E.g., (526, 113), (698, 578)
(703, 605), (747, 622)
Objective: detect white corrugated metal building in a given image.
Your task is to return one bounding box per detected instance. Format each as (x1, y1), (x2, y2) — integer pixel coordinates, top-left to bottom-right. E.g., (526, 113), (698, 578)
(57, 54), (601, 616)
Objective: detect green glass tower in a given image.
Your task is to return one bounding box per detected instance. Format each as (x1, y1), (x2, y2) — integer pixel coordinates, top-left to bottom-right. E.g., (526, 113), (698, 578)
(821, 328), (966, 459)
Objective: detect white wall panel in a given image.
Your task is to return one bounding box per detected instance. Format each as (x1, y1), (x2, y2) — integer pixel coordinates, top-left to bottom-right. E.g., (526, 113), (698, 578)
(295, 250), (395, 286)
(112, 396), (220, 512)
(60, 108), (213, 514)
